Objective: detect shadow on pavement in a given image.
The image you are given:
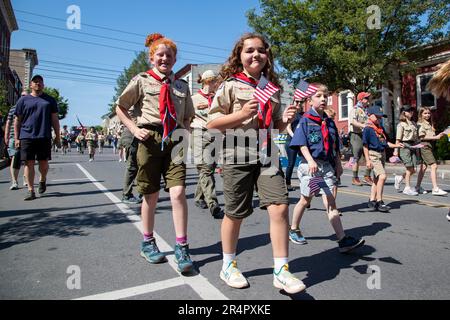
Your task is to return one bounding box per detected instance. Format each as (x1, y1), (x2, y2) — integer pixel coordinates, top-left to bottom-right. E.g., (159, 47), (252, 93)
(0, 210), (130, 250)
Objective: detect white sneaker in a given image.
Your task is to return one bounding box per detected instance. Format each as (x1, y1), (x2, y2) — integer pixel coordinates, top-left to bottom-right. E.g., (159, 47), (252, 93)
(118, 159), (122, 162)
(447, 212), (450, 221)
(394, 175), (404, 191)
(89, 159), (93, 162)
(9, 181), (19, 190)
(432, 188), (448, 196)
(403, 187), (418, 196)
(220, 260), (249, 289)
(415, 186), (428, 194)
(273, 264), (306, 294)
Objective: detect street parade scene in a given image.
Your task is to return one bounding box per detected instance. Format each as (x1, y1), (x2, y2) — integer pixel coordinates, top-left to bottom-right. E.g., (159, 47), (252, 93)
(0, 0), (449, 310)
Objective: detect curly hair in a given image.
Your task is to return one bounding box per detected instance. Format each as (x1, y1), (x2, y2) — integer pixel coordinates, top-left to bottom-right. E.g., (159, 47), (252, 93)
(219, 33), (281, 89)
(427, 59), (450, 101)
(145, 33), (177, 57)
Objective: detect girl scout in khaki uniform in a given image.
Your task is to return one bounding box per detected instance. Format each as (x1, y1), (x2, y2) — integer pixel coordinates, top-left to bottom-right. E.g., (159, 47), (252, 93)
(207, 33), (305, 294)
(190, 70), (223, 218)
(116, 33), (195, 274)
(415, 107), (447, 196)
(394, 105), (420, 196)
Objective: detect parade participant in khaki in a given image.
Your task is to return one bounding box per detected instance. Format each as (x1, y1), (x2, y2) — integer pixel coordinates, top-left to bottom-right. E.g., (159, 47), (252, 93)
(415, 107), (447, 196)
(190, 70), (223, 218)
(85, 127), (98, 162)
(349, 92), (374, 186)
(207, 33), (305, 294)
(394, 105), (420, 196)
(115, 33), (195, 274)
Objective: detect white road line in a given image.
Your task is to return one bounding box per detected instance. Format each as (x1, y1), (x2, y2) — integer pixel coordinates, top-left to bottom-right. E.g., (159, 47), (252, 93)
(75, 163), (228, 300)
(74, 277), (185, 300)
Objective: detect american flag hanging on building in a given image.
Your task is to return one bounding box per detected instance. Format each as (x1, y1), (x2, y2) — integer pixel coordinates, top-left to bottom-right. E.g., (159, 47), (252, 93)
(253, 75), (280, 105)
(308, 175), (327, 196)
(294, 80), (318, 100)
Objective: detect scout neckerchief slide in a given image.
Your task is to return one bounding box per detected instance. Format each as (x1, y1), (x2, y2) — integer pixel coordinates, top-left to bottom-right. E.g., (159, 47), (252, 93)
(147, 69), (177, 150)
(303, 112), (330, 156)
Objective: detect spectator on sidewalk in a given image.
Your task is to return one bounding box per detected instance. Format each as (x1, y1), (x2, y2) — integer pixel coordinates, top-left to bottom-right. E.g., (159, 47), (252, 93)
(14, 75), (60, 200)
(349, 92), (374, 186)
(4, 90), (28, 190)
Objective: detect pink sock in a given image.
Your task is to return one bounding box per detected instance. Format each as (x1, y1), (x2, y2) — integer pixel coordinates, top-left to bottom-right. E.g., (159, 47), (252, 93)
(143, 233), (153, 241)
(176, 236), (187, 244)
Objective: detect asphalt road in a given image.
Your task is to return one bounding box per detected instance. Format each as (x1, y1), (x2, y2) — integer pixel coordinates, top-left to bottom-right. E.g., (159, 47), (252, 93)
(0, 147), (449, 300)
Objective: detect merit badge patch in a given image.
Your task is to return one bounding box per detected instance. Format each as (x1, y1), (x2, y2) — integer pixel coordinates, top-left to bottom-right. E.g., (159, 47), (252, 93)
(308, 131), (321, 144)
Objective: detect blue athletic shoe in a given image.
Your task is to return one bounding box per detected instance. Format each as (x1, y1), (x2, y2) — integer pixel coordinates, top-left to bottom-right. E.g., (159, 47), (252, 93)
(289, 228), (308, 245)
(140, 239), (167, 264)
(174, 243), (194, 273)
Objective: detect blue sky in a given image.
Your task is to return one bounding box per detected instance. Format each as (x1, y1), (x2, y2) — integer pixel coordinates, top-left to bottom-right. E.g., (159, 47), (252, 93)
(10, 0), (261, 127)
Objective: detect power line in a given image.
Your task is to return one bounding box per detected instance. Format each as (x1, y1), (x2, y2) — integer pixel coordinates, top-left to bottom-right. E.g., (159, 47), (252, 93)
(43, 75), (116, 86)
(34, 67), (116, 80)
(20, 29), (218, 64)
(18, 19), (228, 59)
(40, 60), (122, 73)
(39, 63), (120, 76)
(16, 9), (230, 52)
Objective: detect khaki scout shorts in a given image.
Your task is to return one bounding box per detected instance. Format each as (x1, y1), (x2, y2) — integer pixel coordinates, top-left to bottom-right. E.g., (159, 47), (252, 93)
(420, 143), (436, 165)
(136, 129), (186, 194)
(350, 132), (364, 161)
(222, 163), (288, 219)
(368, 150), (386, 177)
(399, 143), (421, 167)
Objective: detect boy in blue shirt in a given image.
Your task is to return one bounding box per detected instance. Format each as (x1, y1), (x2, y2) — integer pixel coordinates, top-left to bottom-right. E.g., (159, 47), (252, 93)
(290, 84), (365, 253)
(363, 106), (404, 212)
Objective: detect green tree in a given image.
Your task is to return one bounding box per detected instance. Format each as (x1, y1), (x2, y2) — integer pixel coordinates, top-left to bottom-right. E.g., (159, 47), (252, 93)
(43, 87), (69, 120)
(247, 0), (450, 93)
(109, 51), (151, 113)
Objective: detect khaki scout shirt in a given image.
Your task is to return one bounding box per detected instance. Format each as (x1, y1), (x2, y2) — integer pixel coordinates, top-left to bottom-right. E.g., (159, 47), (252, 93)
(350, 107), (368, 134)
(191, 91), (212, 129)
(116, 68), (194, 128)
(417, 121), (435, 139)
(207, 70), (283, 130)
(396, 120), (418, 142)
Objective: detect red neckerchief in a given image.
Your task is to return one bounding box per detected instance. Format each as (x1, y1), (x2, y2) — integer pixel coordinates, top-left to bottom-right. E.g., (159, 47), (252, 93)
(197, 89), (214, 107)
(146, 69), (177, 146)
(304, 111), (330, 155)
(231, 73), (272, 129)
(366, 120), (386, 141)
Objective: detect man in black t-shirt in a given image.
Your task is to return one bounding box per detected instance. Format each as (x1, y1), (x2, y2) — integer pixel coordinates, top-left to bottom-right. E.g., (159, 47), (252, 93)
(14, 75), (61, 200)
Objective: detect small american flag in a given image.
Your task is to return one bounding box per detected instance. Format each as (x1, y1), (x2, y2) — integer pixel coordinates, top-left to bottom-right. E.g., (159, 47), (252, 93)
(294, 80), (318, 100)
(308, 176), (326, 196)
(253, 75), (279, 105)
